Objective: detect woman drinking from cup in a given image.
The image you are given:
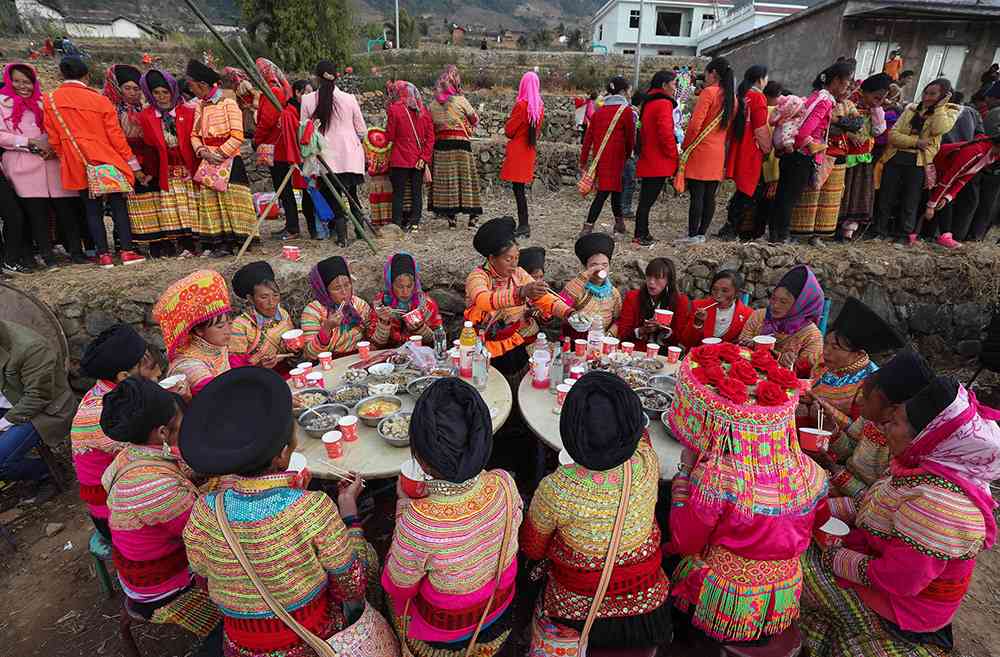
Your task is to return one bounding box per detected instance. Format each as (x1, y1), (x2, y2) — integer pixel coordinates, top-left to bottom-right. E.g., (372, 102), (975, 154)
(618, 257), (690, 353)
(228, 260), (295, 371)
(372, 252), (443, 348)
(559, 233), (622, 341)
(677, 269), (753, 348)
(300, 255), (375, 360)
(800, 376), (1000, 657)
(738, 264), (825, 377)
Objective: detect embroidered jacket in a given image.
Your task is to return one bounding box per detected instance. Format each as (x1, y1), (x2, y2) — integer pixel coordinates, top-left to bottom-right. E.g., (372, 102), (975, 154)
(299, 296), (375, 360)
(70, 379), (123, 520)
(167, 335), (231, 395)
(228, 305), (295, 369)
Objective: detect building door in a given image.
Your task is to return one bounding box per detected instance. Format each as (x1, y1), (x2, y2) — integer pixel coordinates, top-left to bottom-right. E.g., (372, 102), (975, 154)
(854, 40), (899, 79)
(916, 45), (967, 101)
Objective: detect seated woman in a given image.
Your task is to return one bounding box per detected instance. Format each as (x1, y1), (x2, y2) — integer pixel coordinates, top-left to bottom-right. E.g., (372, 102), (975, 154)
(801, 376), (1000, 657)
(465, 216), (571, 377)
(153, 269), (232, 395)
(738, 264), (824, 377)
(522, 372), (672, 654)
(228, 260), (295, 371)
(181, 368), (371, 657)
(827, 348), (934, 499)
(372, 252), (443, 348)
(618, 257), (690, 353)
(560, 233), (622, 341)
(676, 269), (753, 348)
(301, 256), (375, 360)
(100, 377), (220, 637)
(383, 378), (522, 657)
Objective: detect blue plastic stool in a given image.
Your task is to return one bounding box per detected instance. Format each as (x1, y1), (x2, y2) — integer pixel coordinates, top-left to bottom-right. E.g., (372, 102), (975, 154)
(89, 530), (115, 598)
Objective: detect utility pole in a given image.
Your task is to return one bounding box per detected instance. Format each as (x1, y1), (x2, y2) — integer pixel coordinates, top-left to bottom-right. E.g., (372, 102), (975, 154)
(633, 0), (644, 89)
(395, 0), (401, 48)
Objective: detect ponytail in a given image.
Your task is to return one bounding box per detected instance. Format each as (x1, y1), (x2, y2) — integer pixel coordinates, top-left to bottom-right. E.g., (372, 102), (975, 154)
(707, 57), (735, 128)
(313, 60), (339, 133)
(812, 61), (854, 91)
(732, 64), (767, 140)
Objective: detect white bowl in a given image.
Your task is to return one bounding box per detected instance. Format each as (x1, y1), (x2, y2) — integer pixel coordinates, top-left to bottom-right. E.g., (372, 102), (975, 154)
(368, 382), (399, 397)
(367, 363), (395, 377)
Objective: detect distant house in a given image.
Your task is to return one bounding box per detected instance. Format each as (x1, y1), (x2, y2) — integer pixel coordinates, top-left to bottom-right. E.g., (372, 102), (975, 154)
(591, 0), (736, 56)
(696, 0), (809, 54)
(64, 13), (163, 39)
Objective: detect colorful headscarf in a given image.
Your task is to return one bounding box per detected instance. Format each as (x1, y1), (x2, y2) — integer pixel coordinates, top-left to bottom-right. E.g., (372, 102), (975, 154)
(762, 265), (825, 336)
(140, 68), (180, 111)
(435, 65), (462, 104)
(103, 64), (143, 119)
(394, 80), (424, 112)
(256, 57), (292, 101)
(309, 257), (362, 328)
(380, 252), (424, 311)
(222, 66), (255, 108)
(153, 270), (231, 359)
(0, 63), (43, 133)
(516, 70), (543, 128)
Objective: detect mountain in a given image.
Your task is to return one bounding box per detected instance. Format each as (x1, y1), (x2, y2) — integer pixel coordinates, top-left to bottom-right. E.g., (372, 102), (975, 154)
(354, 0), (604, 29)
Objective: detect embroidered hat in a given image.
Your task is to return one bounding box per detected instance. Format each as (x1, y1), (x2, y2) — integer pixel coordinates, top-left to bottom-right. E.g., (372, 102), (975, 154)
(153, 270), (231, 358)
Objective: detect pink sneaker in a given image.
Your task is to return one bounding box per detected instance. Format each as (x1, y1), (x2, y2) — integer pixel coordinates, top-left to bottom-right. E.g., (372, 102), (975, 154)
(907, 233), (919, 246)
(119, 250), (146, 265)
(97, 254), (114, 269)
(936, 233), (961, 249)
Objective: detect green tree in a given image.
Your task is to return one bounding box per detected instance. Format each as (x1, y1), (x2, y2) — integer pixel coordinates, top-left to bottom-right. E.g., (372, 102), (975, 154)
(384, 7), (417, 48)
(243, 0), (352, 70)
(418, 20), (429, 37)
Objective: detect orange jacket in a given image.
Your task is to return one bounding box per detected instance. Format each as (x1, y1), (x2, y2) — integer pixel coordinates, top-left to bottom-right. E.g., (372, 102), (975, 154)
(43, 81), (137, 191)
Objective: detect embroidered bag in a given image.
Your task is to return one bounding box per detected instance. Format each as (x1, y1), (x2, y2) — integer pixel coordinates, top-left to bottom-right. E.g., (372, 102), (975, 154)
(47, 92), (133, 198)
(255, 143), (275, 167)
(194, 157), (233, 192)
(578, 104), (628, 197)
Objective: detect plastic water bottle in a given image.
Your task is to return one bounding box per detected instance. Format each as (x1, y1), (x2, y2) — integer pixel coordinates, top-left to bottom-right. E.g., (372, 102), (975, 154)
(587, 317), (604, 361)
(433, 326), (448, 362)
(472, 335), (490, 391)
(459, 321), (476, 378)
(549, 339), (567, 393)
(530, 333), (548, 378)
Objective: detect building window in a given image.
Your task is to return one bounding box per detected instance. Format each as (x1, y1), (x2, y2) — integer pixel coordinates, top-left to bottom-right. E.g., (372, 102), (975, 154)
(701, 13), (715, 31)
(599, 24), (604, 40)
(658, 49), (674, 55)
(623, 48), (636, 55)
(655, 10), (682, 36)
(629, 9), (640, 28)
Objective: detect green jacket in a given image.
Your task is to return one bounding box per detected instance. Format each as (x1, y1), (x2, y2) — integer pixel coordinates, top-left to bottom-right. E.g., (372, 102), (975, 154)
(0, 320), (75, 445)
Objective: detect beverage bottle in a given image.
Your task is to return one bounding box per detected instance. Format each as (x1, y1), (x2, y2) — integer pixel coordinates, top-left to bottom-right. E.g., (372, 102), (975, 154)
(459, 321), (477, 378)
(549, 339), (567, 393)
(587, 317), (604, 361)
(472, 334), (490, 390)
(433, 326), (448, 362)
(530, 333), (548, 378)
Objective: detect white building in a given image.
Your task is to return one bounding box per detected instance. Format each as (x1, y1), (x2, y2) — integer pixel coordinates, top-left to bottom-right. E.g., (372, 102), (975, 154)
(696, 1), (805, 54)
(65, 16), (162, 39)
(591, 0), (735, 56)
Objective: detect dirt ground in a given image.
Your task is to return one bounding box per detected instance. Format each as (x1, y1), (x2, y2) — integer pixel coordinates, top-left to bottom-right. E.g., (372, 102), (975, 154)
(3, 188), (1000, 656)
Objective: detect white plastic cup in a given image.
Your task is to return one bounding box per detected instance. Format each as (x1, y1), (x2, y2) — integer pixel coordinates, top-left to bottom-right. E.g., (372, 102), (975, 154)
(159, 374), (185, 391)
(305, 371), (325, 389)
(753, 335), (777, 352)
(339, 415), (359, 442)
(289, 368), (306, 388)
(621, 341), (635, 355)
(357, 341), (371, 360)
(282, 329), (305, 351)
(702, 337), (722, 346)
(318, 352), (334, 370)
(654, 309), (674, 326)
(667, 346), (682, 363)
(558, 448), (574, 465)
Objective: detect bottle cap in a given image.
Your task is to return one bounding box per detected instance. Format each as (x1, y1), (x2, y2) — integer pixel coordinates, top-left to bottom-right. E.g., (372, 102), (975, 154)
(464, 320), (473, 328)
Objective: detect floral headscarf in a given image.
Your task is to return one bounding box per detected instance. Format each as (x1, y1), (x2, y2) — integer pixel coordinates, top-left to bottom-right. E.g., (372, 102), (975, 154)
(380, 252), (424, 311)
(516, 71), (543, 128)
(762, 265), (825, 337)
(0, 63), (43, 132)
(395, 80), (424, 112)
(256, 57), (292, 101)
(103, 64), (143, 122)
(309, 257), (362, 329)
(435, 65), (462, 104)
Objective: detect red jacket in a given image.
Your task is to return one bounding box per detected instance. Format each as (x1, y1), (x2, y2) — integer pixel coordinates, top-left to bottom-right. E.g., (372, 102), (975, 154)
(927, 139), (997, 210)
(580, 101), (635, 192)
(500, 100), (543, 184)
(618, 288), (690, 349)
(636, 92), (678, 179)
(386, 101), (434, 168)
(137, 105), (196, 191)
(253, 85), (301, 164)
(676, 298), (753, 349)
(724, 89), (771, 196)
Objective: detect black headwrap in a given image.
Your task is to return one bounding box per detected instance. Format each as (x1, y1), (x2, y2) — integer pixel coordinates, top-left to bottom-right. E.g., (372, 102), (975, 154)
(906, 376), (959, 435)
(574, 232), (615, 265)
(831, 297), (903, 353)
(560, 371), (644, 471)
(518, 246), (545, 273)
(316, 256), (350, 288)
(777, 265), (807, 298)
(100, 377), (178, 444)
(145, 69), (169, 91)
(473, 216), (516, 258)
(232, 260), (275, 300)
(80, 324), (147, 381)
(115, 65), (141, 86)
(410, 378), (492, 483)
(390, 253), (416, 281)
(871, 348), (934, 403)
(186, 59), (220, 86)
(179, 368), (292, 475)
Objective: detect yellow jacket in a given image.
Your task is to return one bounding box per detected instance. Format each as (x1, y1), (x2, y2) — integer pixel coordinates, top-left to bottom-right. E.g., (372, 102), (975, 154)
(875, 102), (958, 188)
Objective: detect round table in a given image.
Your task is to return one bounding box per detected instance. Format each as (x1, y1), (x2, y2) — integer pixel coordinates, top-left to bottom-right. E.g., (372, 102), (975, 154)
(518, 358), (684, 480)
(294, 352), (513, 480)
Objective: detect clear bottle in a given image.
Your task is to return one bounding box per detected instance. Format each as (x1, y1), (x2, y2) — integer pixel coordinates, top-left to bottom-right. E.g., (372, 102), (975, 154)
(433, 326), (449, 362)
(459, 321), (477, 378)
(549, 338), (567, 393)
(587, 316), (604, 361)
(472, 334), (490, 391)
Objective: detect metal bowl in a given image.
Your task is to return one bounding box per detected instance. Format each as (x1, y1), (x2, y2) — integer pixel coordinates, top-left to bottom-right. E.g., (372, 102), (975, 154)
(331, 384), (368, 407)
(353, 394), (404, 427)
(406, 375), (441, 397)
(291, 387), (333, 412)
(633, 386), (673, 420)
(367, 362), (395, 378)
(616, 367), (651, 390)
(377, 411), (412, 447)
(297, 403), (350, 438)
(648, 374), (677, 394)
(424, 366), (458, 378)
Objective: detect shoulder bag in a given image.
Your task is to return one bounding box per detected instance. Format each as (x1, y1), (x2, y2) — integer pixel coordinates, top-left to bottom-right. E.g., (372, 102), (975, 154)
(530, 458), (634, 657)
(673, 109), (723, 195)
(214, 493), (401, 657)
(47, 92), (133, 198)
(193, 103), (234, 192)
(578, 104), (628, 198)
(403, 107), (433, 185)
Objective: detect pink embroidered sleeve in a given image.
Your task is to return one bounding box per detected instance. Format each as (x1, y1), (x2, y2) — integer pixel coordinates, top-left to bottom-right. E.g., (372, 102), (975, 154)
(830, 541), (948, 596)
(666, 478), (721, 556)
(794, 98), (833, 151)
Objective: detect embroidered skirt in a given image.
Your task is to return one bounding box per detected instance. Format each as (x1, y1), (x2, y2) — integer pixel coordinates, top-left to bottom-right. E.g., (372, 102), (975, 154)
(369, 173), (415, 226)
(391, 604), (513, 657)
(127, 167), (197, 244)
(195, 156), (257, 245)
(791, 163), (847, 237)
(839, 162), (876, 227)
(430, 140), (482, 217)
(148, 586), (221, 636)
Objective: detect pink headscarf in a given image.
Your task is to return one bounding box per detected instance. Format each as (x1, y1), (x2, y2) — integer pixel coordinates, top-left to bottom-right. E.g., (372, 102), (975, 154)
(1, 63), (43, 132)
(516, 70), (543, 128)
(435, 65), (462, 104)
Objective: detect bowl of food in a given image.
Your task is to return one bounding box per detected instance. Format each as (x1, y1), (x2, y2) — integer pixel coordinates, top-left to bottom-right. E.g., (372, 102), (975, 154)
(378, 411), (412, 447)
(406, 375), (440, 397)
(332, 385), (368, 407)
(648, 374), (677, 394)
(368, 382), (399, 397)
(616, 367), (651, 390)
(297, 403), (350, 438)
(567, 312), (592, 333)
(368, 362), (395, 378)
(425, 366), (457, 378)
(632, 357), (666, 373)
(354, 395), (404, 427)
(292, 388), (333, 411)
(634, 387), (673, 420)
(342, 368), (368, 385)
(378, 369), (419, 388)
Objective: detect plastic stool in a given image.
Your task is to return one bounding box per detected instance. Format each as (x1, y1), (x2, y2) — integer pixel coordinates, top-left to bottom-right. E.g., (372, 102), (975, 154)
(89, 530), (115, 598)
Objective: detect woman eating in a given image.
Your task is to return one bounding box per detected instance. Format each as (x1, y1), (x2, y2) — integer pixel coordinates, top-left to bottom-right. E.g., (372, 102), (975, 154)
(228, 260), (295, 371)
(153, 269), (232, 395)
(677, 269), (753, 348)
(100, 377), (220, 637)
(618, 257), (690, 352)
(383, 378), (522, 657)
(738, 264), (825, 377)
(429, 65), (482, 229)
(500, 71), (544, 238)
(801, 376), (1000, 657)
(301, 255), (375, 360)
(560, 233), (622, 341)
(465, 216), (571, 377)
(522, 372), (672, 654)
(373, 252), (443, 348)
(181, 368), (371, 657)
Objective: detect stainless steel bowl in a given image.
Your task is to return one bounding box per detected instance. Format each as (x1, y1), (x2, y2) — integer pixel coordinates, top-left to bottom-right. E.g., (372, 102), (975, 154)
(353, 394), (404, 427)
(377, 411), (412, 447)
(297, 403), (350, 438)
(648, 374), (677, 394)
(331, 384), (368, 407)
(633, 386), (673, 420)
(291, 387), (333, 411)
(616, 366), (651, 389)
(406, 375), (441, 397)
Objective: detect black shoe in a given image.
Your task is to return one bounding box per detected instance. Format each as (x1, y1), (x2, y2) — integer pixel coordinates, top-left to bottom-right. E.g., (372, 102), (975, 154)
(70, 253), (89, 265)
(42, 255), (59, 268)
(514, 224), (530, 238)
(632, 235), (656, 247)
(468, 216), (479, 229)
(270, 229), (300, 241)
(336, 238), (347, 248)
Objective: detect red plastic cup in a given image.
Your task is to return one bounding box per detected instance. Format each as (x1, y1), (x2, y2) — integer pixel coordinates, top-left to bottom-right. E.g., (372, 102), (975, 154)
(646, 343), (660, 359)
(400, 458), (429, 498)
(338, 415), (359, 442)
(555, 383), (571, 410)
(601, 336), (619, 354)
(321, 431), (343, 458)
(403, 309), (424, 330)
(450, 347), (460, 368)
(753, 335), (777, 352)
(305, 371), (325, 389)
(799, 427), (832, 452)
(621, 341), (635, 355)
(654, 309), (674, 326)
(289, 368), (306, 388)
(357, 341), (371, 360)
(318, 352), (334, 370)
(667, 346), (682, 363)
(814, 517), (849, 549)
(569, 366), (585, 380)
(574, 339), (587, 357)
(282, 329), (304, 351)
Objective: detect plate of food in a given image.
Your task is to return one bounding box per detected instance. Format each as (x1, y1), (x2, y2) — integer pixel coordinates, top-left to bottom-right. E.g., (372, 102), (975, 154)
(632, 357), (665, 373)
(378, 411), (412, 447)
(298, 403), (350, 438)
(342, 368), (368, 385)
(634, 386), (673, 419)
(292, 388), (332, 411)
(354, 395), (403, 427)
(616, 367), (651, 390)
(332, 385), (368, 406)
(567, 312), (592, 333)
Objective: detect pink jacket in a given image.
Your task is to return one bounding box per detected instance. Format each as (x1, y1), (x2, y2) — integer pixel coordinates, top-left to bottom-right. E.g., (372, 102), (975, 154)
(299, 87), (366, 175)
(794, 90), (835, 163)
(0, 95), (74, 198)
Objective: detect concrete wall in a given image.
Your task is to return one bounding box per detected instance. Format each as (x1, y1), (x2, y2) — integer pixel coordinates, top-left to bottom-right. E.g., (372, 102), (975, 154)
(65, 19), (150, 39)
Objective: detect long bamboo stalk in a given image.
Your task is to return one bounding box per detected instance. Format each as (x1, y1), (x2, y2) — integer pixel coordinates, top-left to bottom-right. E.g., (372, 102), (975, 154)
(233, 165), (294, 264)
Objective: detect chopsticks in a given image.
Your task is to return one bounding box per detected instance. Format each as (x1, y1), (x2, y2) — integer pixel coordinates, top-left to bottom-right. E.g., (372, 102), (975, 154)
(817, 406), (825, 433)
(322, 462), (365, 487)
(703, 301), (719, 311)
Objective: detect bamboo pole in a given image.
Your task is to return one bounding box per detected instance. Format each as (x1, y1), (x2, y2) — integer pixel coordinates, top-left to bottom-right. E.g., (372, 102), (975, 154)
(233, 165), (294, 264)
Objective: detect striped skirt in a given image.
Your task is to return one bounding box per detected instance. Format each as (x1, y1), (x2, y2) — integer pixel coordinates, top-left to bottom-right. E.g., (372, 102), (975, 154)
(127, 167), (197, 244)
(839, 162), (876, 226)
(800, 546), (950, 657)
(194, 156), (257, 244)
(147, 585), (221, 637)
(369, 173), (415, 226)
(791, 163), (847, 237)
(390, 603), (512, 657)
(429, 140), (482, 217)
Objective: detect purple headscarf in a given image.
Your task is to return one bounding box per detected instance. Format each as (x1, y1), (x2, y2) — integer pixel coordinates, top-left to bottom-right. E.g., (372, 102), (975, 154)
(380, 252), (424, 311)
(140, 68), (180, 111)
(762, 265), (825, 336)
(1, 63), (43, 133)
(310, 257), (362, 328)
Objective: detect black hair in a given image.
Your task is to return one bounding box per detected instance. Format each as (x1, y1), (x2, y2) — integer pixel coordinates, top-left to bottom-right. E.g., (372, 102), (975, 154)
(706, 57), (735, 129)
(812, 61), (854, 91)
(860, 73), (893, 93)
(648, 69), (676, 91)
(639, 257), (678, 320)
(951, 90), (964, 104)
(239, 416), (295, 476)
(732, 64), (767, 140)
(711, 269), (744, 291)
(292, 79), (311, 95)
(607, 75), (629, 96)
(9, 64), (36, 84)
(192, 313), (231, 337)
(900, 70), (915, 80)
(313, 60), (339, 134)
(763, 80), (783, 99)
(910, 77), (953, 132)
(631, 90), (646, 107)
(59, 55), (88, 80)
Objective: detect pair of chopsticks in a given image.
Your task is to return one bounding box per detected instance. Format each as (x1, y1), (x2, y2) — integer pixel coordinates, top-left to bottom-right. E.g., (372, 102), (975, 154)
(817, 406), (825, 432)
(323, 462), (365, 487)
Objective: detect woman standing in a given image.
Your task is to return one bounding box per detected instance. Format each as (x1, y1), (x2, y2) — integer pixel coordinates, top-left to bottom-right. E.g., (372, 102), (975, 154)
(559, 233), (622, 340)
(618, 257), (690, 352)
(372, 252), (443, 348)
(300, 60), (367, 247)
(677, 58), (735, 244)
(500, 71), (544, 238)
(429, 65), (482, 229)
(300, 256), (375, 360)
(633, 70), (678, 246)
(254, 58), (303, 242)
(579, 76), (635, 237)
(385, 80), (433, 232)
(724, 65), (771, 238)
(185, 59), (257, 256)
(837, 74), (890, 240)
(0, 62), (84, 267)
(769, 62), (853, 244)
